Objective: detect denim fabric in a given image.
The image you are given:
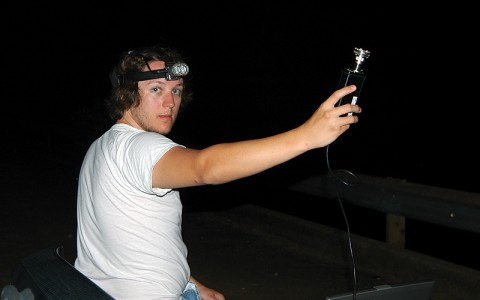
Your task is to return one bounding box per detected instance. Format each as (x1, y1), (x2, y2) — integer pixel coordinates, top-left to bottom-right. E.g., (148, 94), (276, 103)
(181, 281), (200, 300)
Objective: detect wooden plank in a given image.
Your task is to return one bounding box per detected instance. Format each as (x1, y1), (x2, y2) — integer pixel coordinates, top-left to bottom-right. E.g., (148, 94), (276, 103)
(289, 173), (480, 234)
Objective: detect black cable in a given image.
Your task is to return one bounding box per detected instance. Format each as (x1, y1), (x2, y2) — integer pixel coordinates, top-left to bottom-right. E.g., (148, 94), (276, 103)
(325, 143), (359, 299)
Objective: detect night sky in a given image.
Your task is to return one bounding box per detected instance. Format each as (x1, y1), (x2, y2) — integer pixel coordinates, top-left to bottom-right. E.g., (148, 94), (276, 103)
(3, 3), (477, 193)
(2, 4), (478, 192)
(1, 2), (479, 272)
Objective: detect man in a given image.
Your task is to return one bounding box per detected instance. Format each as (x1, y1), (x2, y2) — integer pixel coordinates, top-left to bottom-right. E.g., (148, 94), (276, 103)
(75, 45), (361, 299)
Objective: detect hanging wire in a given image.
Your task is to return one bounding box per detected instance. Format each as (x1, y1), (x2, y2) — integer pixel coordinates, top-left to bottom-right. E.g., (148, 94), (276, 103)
(325, 143), (360, 299)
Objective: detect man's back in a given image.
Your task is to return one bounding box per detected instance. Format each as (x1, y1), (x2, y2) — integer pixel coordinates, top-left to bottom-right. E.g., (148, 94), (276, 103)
(75, 124), (189, 299)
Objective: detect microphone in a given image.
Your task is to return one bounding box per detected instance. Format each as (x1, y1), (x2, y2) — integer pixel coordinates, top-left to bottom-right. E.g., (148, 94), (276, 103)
(336, 47), (371, 116)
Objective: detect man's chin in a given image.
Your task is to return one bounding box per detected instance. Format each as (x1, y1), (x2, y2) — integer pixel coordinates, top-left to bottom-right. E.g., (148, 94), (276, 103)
(156, 126), (172, 135)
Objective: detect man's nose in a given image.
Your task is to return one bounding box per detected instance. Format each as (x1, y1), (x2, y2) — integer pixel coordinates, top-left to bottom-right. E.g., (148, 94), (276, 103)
(163, 93), (175, 108)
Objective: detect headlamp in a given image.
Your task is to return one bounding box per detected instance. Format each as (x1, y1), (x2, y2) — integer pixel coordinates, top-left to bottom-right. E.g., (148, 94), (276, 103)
(110, 61), (189, 87)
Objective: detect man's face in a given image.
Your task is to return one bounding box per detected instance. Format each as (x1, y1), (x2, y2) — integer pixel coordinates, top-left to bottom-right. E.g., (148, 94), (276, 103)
(129, 60), (184, 134)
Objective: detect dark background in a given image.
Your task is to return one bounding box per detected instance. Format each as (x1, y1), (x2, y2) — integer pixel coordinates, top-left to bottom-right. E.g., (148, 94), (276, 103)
(1, 3), (478, 271)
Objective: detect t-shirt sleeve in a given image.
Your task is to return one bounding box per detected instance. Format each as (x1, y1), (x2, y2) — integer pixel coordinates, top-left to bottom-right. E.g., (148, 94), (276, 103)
(123, 132), (184, 196)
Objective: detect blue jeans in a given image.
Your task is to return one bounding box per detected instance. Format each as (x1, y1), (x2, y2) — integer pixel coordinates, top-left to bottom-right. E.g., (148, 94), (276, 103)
(181, 281), (200, 300)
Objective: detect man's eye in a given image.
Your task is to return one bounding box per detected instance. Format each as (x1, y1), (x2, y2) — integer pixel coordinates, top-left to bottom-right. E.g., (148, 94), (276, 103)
(152, 87), (161, 93)
(172, 88), (183, 95)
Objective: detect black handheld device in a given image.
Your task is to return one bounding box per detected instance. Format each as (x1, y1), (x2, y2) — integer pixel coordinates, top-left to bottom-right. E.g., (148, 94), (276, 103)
(336, 47), (371, 115)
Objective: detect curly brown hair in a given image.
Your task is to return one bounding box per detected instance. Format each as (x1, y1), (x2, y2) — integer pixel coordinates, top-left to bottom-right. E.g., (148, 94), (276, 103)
(105, 45), (193, 121)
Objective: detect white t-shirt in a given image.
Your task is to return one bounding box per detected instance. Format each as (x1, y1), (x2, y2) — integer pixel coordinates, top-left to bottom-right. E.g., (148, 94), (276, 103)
(75, 124), (189, 300)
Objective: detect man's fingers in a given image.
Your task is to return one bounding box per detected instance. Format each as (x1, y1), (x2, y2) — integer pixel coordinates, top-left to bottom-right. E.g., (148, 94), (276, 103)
(328, 85), (357, 106)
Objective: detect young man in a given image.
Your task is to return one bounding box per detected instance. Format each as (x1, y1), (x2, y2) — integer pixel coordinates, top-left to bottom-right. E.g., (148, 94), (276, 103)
(75, 45), (361, 300)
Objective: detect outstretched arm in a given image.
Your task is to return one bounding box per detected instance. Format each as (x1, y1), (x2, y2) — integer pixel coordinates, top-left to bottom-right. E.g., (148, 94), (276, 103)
(153, 85), (361, 189)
